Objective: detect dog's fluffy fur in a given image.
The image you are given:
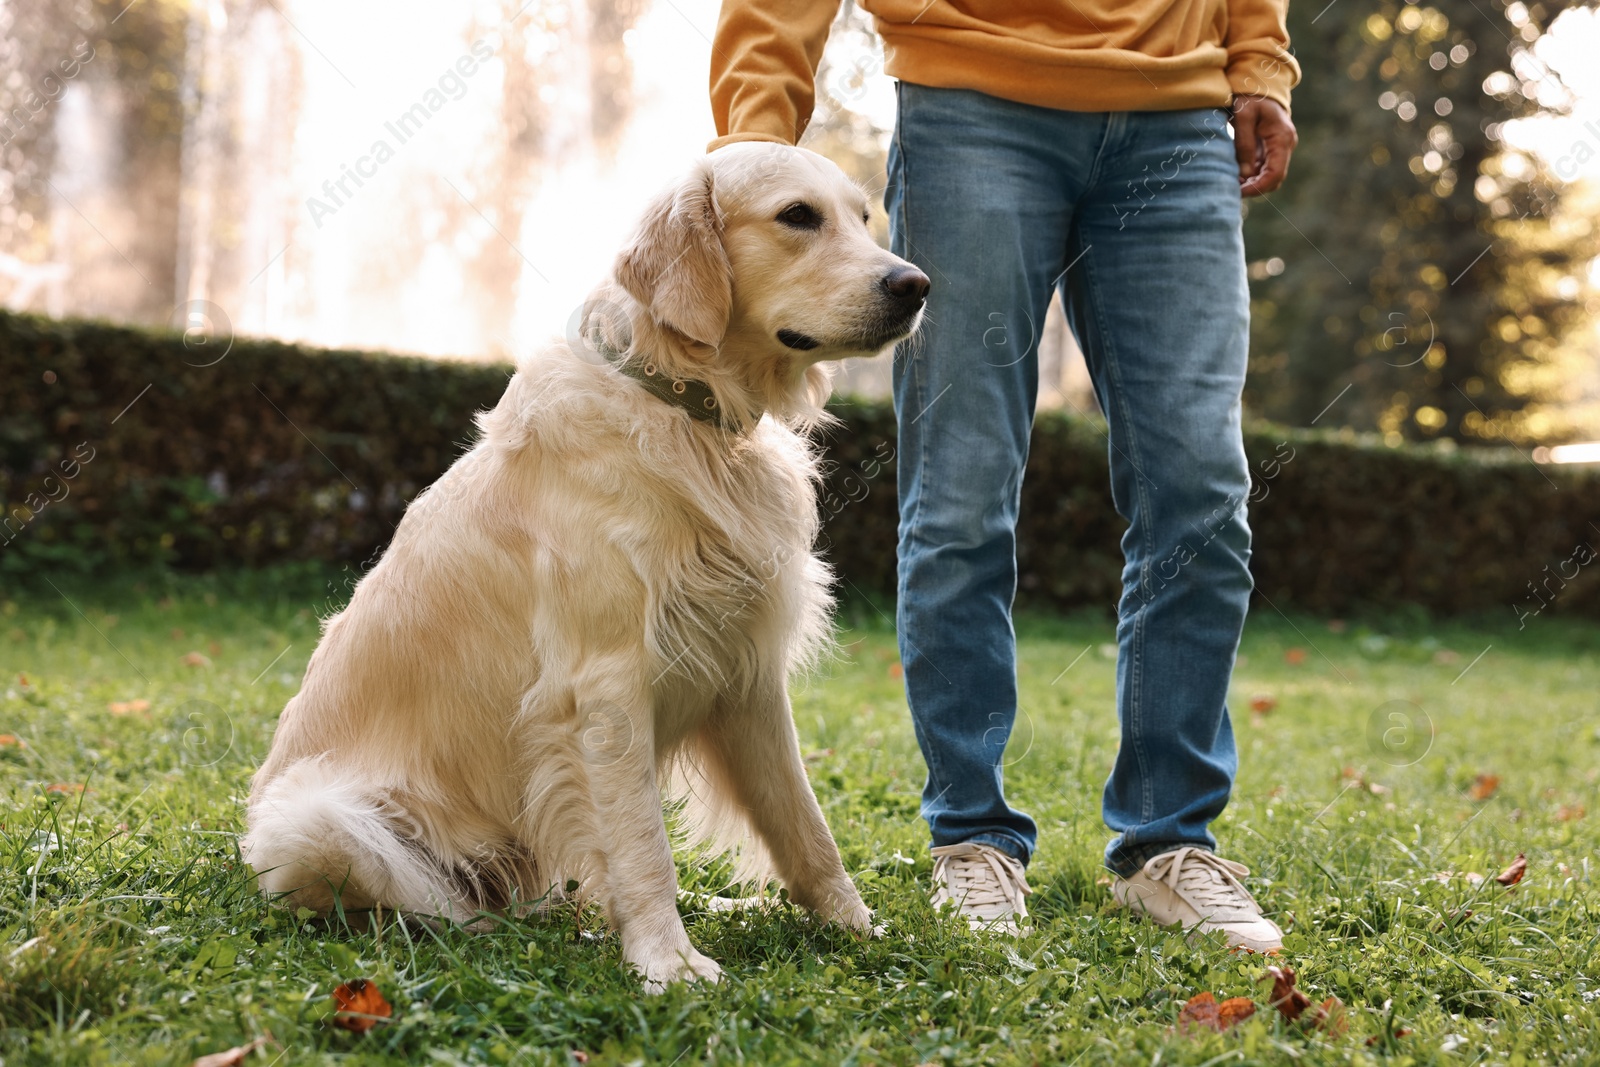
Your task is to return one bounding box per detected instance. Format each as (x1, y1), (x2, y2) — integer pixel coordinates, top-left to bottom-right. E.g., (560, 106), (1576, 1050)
(242, 143), (927, 989)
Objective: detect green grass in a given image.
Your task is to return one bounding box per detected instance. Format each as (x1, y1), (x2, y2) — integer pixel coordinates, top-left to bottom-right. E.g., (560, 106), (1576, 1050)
(2, 567), (1598, 1065)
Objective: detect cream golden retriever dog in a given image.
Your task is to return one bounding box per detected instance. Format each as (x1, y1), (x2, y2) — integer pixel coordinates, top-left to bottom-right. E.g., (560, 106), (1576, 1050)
(242, 142), (929, 990)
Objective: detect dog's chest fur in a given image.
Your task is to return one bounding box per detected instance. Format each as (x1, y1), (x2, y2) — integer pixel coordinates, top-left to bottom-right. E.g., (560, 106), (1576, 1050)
(626, 425), (826, 694)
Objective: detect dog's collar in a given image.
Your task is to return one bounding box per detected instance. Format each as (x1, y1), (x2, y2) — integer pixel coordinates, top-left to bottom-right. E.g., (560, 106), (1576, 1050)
(597, 340), (758, 431)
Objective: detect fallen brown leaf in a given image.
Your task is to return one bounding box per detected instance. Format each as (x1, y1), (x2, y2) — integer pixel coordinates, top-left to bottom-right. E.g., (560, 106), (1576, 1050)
(331, 978), (392, 1032)
(1219, 997), (1257, 1029)
(45, 783), (84, 795)
(191, 1034), (269, 1066)
(1315, 996), (1349, 1037)
(0, 734), (25, 749)
(1177, 992), (1221, 1032)
(1284, 647), (1307, 665)
(1556, 805), (1585, 822)
(1495, 853), (1527, 887)
(108, 698), (151, 715)
(1263, 965), (1345, 1032)
(1250, 694), (1277, 713)
(1265, 965), (1312, 1021)
(1178, 991), (1259, 1034)
(888, 662), (903, 680)
(1339, 766), (1388, 795)
(1468, 773), (1500, 801)
(1366, 1028), (1413, 1047)
(182, 651), (212, 668)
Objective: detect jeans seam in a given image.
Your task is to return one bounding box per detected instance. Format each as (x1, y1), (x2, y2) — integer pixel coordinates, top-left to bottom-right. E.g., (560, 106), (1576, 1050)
(1082, 112), (1116, 188)
(1080, 238), (1157, 831)
(891, 89), (947, 808)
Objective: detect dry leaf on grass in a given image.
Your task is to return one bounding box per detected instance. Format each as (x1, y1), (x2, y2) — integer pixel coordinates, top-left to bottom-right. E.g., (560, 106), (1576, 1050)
(191, 1034), (270, 1066)
(1250, 694), (1277, 713)
(1340, 766), (1390, 796)
(1365, 1028), (1413, 1047)
(1284, 647), (1308, 665)
(1495, 853), (1528, 887)
(1217, 996), (1257, 1029)
(1264, 965), (1346, 1034)
(1555, 805), (1585, 822)
(108, 698), (151, 715)
(0, 734), (26, 749)
(888, 662), (903, 680)
(330, 978), (392, 1032)
(45, 783), (84, 795)
(182, 651), (212, 668)
(1177, 991), (1257, 1034)
(1468, 774), (1500, 801)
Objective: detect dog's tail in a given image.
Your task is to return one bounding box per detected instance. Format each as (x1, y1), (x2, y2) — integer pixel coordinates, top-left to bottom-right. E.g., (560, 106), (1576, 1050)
(242, 757), (469, 921)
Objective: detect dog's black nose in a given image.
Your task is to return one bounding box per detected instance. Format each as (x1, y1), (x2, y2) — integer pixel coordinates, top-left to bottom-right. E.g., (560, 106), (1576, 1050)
(883, 266), (931, 306)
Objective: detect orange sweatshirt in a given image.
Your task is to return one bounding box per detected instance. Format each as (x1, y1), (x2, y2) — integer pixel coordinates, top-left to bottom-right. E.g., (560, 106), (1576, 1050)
(709, 0), (1299, 150)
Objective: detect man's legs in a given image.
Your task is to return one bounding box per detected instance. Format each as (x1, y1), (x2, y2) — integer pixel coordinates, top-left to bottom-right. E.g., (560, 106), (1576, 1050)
(886, 85), (1100, 866)
(1058, 107), (1256, 877)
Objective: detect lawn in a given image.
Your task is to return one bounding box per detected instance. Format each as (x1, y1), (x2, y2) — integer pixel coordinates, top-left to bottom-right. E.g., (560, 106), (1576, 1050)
(1, 567), (1597, 1065)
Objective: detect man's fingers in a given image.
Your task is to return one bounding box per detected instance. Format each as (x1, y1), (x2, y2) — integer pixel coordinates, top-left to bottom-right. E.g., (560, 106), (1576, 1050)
(1241, 130), (1292, 196)
(1233, 111), (1260, 180)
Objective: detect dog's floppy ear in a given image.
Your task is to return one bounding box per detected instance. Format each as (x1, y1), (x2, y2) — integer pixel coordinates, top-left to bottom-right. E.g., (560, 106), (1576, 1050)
(615, 158), (732, 349)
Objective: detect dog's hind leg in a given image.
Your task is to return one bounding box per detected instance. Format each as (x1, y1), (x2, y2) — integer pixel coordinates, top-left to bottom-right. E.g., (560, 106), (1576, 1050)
(242, 758), (475, 923)
(700, 676), (874, 933)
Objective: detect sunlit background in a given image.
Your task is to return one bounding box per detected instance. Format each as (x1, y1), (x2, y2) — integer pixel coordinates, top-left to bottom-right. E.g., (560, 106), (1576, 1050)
(1, 0), (1597, 446)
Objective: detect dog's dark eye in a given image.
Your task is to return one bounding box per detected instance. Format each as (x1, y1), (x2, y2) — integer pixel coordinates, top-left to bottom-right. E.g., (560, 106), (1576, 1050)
(777, 203), (822, 230)
(862, 210), (870, 224)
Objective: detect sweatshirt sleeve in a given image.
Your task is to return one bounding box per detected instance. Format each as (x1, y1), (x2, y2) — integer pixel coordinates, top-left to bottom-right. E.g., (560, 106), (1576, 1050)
(1224, 0), (1300, 110)
(708, 0), (841, 152)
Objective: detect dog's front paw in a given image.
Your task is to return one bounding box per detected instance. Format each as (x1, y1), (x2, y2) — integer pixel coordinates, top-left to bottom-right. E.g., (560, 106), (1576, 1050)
(631, 946), (723, 994)
(821, 894), (878, 937)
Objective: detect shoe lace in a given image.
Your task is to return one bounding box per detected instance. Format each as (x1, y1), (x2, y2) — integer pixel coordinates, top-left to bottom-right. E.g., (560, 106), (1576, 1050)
(932, 843), (1032, 913)
(1143, 847), (1259, 921)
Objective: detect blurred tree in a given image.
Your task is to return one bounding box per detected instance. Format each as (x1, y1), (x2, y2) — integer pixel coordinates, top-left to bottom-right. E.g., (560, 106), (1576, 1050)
(0, 0), (92, 269)
(589, 0), (647, 152)
(1243, 0), (1600, 445)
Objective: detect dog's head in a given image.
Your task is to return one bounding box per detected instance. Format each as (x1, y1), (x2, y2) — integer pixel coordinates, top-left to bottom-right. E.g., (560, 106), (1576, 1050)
(599, 143), (928, 426)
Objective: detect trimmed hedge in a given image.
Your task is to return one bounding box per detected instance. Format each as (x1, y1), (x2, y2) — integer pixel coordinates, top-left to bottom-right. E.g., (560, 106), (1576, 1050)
(3, 311), (1598, 623)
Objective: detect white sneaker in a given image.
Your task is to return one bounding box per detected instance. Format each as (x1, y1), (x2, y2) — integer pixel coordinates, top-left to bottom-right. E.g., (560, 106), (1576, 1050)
(1111, 846), (1283, 953)
(930, 842), (1033, 935)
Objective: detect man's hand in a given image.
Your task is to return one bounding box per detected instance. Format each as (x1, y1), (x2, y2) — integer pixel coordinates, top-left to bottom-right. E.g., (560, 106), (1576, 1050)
(1230, 96), (1297, 197)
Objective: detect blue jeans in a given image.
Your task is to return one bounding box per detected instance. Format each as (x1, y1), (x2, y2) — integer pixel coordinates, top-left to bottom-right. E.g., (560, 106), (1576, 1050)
(886, 84), (1252, 878)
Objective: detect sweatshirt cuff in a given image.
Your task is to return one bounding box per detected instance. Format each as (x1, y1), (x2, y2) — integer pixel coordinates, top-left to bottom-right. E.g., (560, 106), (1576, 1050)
(707, 131), (796, 153)
(1226, 51), (1298, 112)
